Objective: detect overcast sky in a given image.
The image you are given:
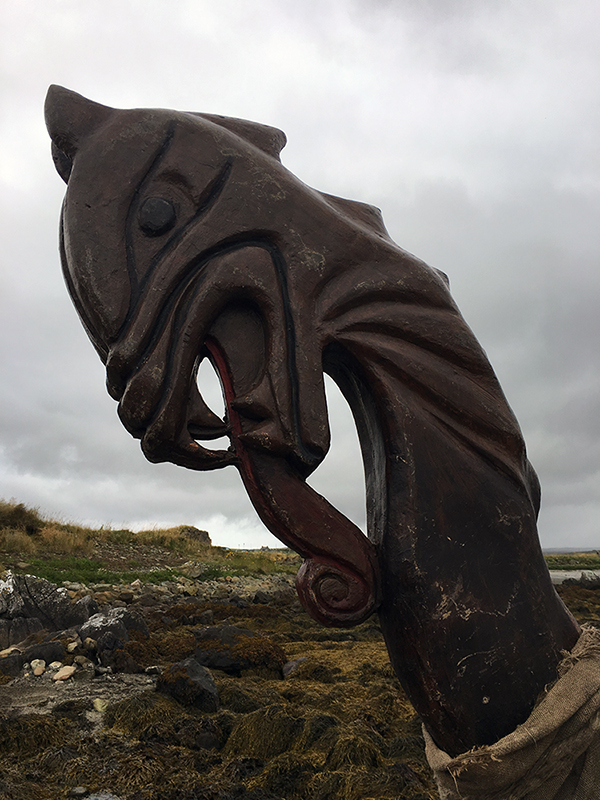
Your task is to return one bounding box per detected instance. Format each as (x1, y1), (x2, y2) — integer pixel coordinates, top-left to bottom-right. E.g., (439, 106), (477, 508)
(1, 0), (598, 549)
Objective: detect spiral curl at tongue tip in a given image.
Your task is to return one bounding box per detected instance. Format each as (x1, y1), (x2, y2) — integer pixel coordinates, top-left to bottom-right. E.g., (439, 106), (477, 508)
(295, 557), (379, 628)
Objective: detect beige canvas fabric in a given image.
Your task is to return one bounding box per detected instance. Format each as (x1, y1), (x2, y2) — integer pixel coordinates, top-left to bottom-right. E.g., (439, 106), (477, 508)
(425, 626), (600, 800)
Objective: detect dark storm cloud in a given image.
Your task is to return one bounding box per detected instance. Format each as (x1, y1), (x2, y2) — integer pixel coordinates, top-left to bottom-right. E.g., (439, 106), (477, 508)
(0, 0), (598, 547)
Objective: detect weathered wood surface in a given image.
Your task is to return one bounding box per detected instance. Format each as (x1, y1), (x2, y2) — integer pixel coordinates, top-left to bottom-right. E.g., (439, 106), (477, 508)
(46, 85), (580, 756)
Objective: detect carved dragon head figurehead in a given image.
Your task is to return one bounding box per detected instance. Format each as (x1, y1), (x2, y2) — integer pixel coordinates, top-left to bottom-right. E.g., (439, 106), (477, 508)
(45, 87), (579, 756)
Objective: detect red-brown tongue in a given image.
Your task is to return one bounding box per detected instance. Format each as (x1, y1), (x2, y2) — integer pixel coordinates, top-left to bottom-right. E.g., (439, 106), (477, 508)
(206, 339), (380, 628)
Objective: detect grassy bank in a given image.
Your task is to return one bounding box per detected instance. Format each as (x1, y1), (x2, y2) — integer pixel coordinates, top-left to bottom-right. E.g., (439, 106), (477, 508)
(2, 499), (599, 585)
(0, 499), (301, 584)
(543, 552), (600, 571)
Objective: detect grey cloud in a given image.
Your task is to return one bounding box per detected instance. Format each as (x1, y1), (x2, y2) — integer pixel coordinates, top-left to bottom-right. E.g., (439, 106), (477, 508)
(0, 0), (598, 549)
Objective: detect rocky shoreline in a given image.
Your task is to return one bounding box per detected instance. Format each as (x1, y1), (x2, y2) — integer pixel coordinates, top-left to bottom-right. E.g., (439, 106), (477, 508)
(0, 569), (436, 800)
(2, 568), (598, 800)
(62, 567), (299, 608)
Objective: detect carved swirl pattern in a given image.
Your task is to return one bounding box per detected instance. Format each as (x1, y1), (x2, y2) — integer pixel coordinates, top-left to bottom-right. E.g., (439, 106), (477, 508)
(295, 557), (377, 627)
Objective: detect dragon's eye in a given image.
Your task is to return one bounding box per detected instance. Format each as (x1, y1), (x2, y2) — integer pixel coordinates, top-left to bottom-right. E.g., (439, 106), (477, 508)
(138, 197), (177, 237)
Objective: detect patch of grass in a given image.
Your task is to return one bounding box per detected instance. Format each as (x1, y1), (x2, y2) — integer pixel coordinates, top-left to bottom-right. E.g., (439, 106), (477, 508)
(19, 556), (120, 584)
(0, 529), (37, 555)
(221, 550), (299, 576)
(104, 528), (136, 546)
(0, 500), (44, 534)
(38, 525), (94, 556)
(544, 552), (600, 571)
(16, 556), (183, 586)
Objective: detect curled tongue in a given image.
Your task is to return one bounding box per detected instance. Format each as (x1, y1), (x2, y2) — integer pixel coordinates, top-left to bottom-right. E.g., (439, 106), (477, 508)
(205, 339), (380, 628)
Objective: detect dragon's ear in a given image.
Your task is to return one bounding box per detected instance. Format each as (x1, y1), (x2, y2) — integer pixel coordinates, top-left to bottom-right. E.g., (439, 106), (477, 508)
(45, 85), (114, 182)
(45, 85), (114, 155)
(192, 113), (287, 160)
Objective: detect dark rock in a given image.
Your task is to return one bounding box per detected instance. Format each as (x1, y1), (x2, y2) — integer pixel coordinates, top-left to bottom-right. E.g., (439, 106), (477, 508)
(176, 717), (221, 750)
(73, 661), (95, 681)
(0, 573), (92, 629)
(74, 594), (99, 620)
(0, 573), (96, 647)
(566, 574), (600, 590)
(80, 607), (149, 645)
(49, 626), (82, 642)
(97, 630), (126, 652)
(118, 607), (150, 638)
(92, 622), (145, 673)
(84, 616), (127, 646)
(22, 640), (66, 665)
(156, 657), (219, 711)
(0, 619), (9, 650)
(102, 647), (144, 674)
(3, 616), (44, 648)
(178, 525), (211, 545)
(136, 593), (159, 607)
(199, 609), (214, 625)
(253, 591), (270, 605)
(0, 652), (23, 677)
(194, 625), (286, 677)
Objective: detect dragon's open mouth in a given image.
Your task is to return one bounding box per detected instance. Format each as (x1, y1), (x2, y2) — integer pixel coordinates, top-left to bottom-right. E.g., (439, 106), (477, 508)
(104, 233), (330, 477)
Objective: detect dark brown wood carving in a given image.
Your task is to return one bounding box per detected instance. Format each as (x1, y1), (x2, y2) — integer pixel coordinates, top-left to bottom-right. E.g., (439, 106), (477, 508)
(45, 86), (580, 757)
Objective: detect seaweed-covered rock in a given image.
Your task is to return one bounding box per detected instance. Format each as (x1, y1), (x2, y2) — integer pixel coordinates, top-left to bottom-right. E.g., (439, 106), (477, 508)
(325, 731), (382, 769)
(194, 625), (286, 677)
(0, 580), (444, 799)
(254, 752), (317, 797)
(156, 657), (219, 711)
(224, 705), (305, 759)
(78, 608), (150, 673)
